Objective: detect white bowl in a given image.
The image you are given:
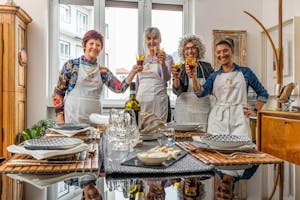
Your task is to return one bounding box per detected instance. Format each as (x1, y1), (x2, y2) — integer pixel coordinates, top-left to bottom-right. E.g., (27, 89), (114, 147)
(137, 152), (169, 165)
(200, 134), (251, 149)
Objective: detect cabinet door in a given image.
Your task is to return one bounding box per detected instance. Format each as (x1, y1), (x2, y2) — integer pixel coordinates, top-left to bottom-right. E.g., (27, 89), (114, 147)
(261, 115), (300, 165)
(16, 19), (27, 91)
(0, 23), (3, 157)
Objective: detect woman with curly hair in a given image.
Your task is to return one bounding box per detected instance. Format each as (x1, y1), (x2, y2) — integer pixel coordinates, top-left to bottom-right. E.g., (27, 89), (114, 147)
(172, 35), (214, 130)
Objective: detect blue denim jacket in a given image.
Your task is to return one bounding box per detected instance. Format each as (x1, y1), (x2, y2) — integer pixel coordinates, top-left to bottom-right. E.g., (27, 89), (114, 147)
(195, 63), (269, 102)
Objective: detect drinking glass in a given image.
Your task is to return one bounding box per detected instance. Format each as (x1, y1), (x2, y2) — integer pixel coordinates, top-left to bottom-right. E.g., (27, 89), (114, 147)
(173, 62), (183, 72)
(106, 109), (130, 162)
(155, 47), (164, 64)
(186, 58), (197, 70)
(124, 109), (140, 152)
(158, 127), (175, 147)
(136, 54), (145, 66)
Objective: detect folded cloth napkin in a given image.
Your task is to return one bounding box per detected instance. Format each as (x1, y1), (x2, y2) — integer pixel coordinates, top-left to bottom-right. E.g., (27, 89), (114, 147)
(7, 143), (89, 160)
(48, 126), (91, 137)
(89, 113), (109, 125)
(140, 112), (165, 135)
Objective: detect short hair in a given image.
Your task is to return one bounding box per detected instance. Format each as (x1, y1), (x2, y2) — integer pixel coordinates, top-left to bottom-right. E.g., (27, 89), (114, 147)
(178, 35), (206, 61)
(216, 37), (234, 51)
(144, 27), (161, 41)
(82, 30), (104, 49)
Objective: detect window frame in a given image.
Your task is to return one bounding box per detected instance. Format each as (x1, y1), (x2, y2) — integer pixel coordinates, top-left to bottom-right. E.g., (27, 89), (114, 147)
(60, 4), (71, 24)
(48, 0), (190, 107)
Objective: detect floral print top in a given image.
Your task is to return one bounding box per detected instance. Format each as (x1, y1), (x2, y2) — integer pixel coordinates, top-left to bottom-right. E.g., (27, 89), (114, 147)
(53, 56), (129, 114)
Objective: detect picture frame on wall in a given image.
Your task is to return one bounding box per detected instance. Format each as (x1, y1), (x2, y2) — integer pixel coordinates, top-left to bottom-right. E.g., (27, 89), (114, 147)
(212, 30), (247, 70)
(261, 17), (300, 96)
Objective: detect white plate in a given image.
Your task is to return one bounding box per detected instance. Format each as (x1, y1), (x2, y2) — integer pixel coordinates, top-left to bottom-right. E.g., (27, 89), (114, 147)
(166, 122), (202, 131)
(200, 134), (251, 148)
(24, 138), (84, 150)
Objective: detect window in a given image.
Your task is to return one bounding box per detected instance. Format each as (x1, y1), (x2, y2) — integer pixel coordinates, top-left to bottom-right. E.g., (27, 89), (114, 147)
(77, 10), (88, 35)
(60, 5), (71, 23)
(49, 0), (188, 107)
(152, 5), (183, 103)
(59, 40), (70, 58)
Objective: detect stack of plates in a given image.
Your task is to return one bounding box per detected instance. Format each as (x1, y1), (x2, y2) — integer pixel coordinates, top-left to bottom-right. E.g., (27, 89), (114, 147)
(52, 123), (89, 131)
(49, 123), (90, 137)
(23, 138), (84, 150)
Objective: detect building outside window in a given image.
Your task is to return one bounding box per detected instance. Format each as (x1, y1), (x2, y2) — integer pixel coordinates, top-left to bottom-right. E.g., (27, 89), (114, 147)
(60, 5), (71, 24)
(76, 10), (88, 36)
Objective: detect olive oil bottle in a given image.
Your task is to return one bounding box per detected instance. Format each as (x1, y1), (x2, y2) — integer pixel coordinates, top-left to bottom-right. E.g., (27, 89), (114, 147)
(125, 82), (140, 126)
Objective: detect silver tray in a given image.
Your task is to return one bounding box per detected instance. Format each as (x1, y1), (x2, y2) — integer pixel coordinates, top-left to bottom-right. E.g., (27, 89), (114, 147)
(24, 138), (84, 150)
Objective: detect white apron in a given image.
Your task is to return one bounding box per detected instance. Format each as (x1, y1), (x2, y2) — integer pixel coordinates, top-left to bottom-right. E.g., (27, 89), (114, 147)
(64, 60), (103, 123)
(174, 65), (210, 131)
(136, 62), (168, 122)
(207, 71), (250, 137)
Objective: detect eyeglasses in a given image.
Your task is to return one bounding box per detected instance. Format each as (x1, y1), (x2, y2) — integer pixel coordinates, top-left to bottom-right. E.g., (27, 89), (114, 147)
(183, 45), (197, 51)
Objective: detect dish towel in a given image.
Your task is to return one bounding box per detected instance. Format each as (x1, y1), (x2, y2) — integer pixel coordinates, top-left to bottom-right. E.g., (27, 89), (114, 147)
(7, 143), (89, 160)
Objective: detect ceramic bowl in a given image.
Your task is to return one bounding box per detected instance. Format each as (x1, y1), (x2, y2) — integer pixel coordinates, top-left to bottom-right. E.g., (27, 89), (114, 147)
(200, 134), (251, 149)
(137, 152), (169, 165)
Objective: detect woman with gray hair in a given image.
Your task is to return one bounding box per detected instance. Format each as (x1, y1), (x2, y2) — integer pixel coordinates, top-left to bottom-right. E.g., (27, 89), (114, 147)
(136, 27), (173, 122)
(172, 35), (214, 130)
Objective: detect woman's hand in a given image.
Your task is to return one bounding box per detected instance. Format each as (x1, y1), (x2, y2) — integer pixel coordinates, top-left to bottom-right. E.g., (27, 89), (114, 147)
(56, 113), (65, 124)
(171, 65), (180, 78)
(243, 107), (257, 117)
(186, 65), (197, 78)
(157, 51), (166, 66)
(132, 64), (143, 74)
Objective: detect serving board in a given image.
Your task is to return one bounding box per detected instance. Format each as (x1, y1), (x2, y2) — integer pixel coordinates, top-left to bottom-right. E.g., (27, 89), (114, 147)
(121, 151), (188, 169)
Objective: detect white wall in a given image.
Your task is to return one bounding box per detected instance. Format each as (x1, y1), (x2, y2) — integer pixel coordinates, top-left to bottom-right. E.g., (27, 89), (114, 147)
(193, 0), (263, 77)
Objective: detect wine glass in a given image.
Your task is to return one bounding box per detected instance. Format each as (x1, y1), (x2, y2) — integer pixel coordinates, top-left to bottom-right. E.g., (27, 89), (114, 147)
(172, 61), (183, 73)
(186, 58), (197, 70)
(155, 47), (164, 64)
(136, 54), (145, 66)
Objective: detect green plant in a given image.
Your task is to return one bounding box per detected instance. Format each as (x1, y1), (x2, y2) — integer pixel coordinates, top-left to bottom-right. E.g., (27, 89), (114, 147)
(20, 119), (56, 141)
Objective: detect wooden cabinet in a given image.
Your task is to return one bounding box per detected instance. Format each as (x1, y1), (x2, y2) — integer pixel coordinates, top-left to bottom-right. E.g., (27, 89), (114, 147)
(257, 110), (300, 165)
(0, 5), (31, 200)
(0, 5), (31, 157)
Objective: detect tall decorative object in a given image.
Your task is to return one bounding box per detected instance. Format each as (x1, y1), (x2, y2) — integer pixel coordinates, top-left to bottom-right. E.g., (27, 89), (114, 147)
(244, 0), (283, 109)
(0, 4), (32, 200)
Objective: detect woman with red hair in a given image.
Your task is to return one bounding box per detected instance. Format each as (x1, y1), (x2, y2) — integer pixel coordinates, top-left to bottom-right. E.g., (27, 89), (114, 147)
(54, 30), (142, 123)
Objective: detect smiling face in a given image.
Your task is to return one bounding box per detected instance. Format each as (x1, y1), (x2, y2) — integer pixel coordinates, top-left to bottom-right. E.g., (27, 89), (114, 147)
(215, 43), (233, 67)
(145, 32), (161, 53)
(83, 38), (102, 61)
(183, 42), (199, 60)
